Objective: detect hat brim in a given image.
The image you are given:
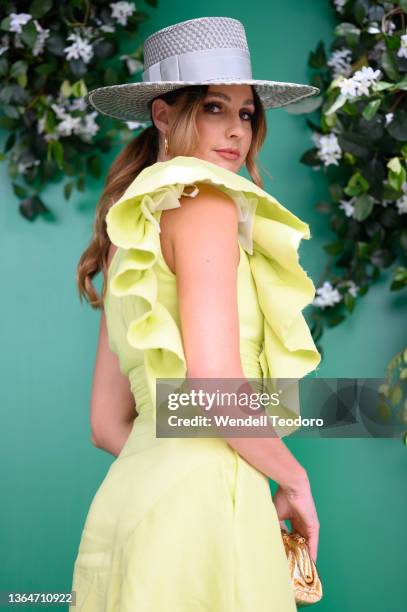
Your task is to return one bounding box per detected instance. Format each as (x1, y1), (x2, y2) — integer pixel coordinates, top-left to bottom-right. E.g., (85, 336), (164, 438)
(85, 79), (320, 122)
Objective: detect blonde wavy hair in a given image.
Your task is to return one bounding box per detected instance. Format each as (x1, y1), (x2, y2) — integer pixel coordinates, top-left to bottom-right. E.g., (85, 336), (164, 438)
(76, 84), (267, 309)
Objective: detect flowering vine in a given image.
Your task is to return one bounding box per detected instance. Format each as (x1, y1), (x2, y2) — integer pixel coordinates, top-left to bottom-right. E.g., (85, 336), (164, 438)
(290, 0), (407, 443)
(0, 1), (153, 219)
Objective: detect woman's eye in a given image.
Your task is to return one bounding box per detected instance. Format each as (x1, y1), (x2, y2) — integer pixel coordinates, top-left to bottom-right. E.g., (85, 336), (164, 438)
(203, 102), (254, 121)
(204, 102), (221, 113)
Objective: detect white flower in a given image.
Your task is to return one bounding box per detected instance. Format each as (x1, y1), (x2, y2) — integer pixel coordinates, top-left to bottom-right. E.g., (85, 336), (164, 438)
(9, 13), (32, 34)
(64, 32), (94, 64)
(368, 40), (386, 62)
(313, 132), (342, 167)
(100, 24), (116, 33)
(17, 158), (40, 174)
(38, 96), (100, 143)
(0, 33), (10, 55)
(71, 111), (100, 142)
(94, 17), (116, 33)
(339, 197), (356, 218)
(339, 77), (359, 97)
(395, 194), (407, 214)
(385, 112), (394, 126)
(126, 120), (149, 130)
(397, 33), (407, 59)
(56, 114), (82, 137)
(68, 98), (87, 112)
(339, 65), (382, 99)
(327, 48), (352, 79)
(32, 20), (50, 57)
(347, 281), (359, 298)
(367, 22), (381, 35)
(120, 54), (143, 74)
(334, 0), (347, 13)
(313, 281), (342, 309)
(110, 1), (136, 27)
(382, 20), (396, 35)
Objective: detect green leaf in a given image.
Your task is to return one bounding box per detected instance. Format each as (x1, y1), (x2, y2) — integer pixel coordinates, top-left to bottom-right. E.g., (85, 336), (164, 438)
(20, 19), (38, 48)
(344, 293), (355, 312)
(390, 266), (407, 290)
(60, 80), (72, 98)
(400, 230), (407, 252)
(357, 242), (371, 258)
(76, 176), (86, 191)
(392, 76), (407, 91)
(309, 41), (326, 69)
(323, 241), (344, 255)
(372, 81), (394, 92)
(398, 0), (407, 14)
(47, 140), (64, 169)
(377, 402), (391, 420)
(64, 180), (75, 200)
(353, 0), (368, 25)
(344, 171), (370, 197)
(382, 182), (402, 200)
(387, 157), (402, 174)
(337, 133), (370, 159)
(87, 154), (101, 178)
(353, 194), (375, 221)
(299, 148), (320, 167)
(326, 314), (347, 327)
(387, 111), (407, 141)
(381, 48), (400, 81)
(3, 104), (20, 119)
(30, 0), (53, 18)
(390, 385), (403, 406)
(12, 183), (27, 198)
(325, 93), (347, 116)
(370, 249), (395, 269)
(362, 99), (381, 121)
(10, 60), (28, 79)
(334, 22), (361, 47)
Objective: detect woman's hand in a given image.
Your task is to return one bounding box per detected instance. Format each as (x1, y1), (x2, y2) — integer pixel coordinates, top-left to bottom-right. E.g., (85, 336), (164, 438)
(273, 479), (320, 563)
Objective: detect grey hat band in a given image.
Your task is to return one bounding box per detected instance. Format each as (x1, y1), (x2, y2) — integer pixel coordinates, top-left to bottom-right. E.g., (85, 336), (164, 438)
(142, 47), (252, 82)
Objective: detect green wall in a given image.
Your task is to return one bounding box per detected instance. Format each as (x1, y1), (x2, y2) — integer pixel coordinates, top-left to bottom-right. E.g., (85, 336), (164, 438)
(0, 1), (405, 610)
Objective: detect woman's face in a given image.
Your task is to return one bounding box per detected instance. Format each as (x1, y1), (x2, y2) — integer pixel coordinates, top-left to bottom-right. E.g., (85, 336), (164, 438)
(192, 84), (255, 172)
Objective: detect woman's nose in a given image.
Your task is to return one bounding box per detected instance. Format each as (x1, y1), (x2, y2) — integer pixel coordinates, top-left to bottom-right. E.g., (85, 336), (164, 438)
(225, 118), (246, 138)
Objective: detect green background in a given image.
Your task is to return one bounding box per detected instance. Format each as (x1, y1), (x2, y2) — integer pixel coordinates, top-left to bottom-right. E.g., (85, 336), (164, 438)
(0, 1), (406, 610)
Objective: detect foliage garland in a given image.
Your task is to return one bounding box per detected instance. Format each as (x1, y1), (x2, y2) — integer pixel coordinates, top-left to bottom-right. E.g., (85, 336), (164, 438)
(289, 0), (407, 443)
(0, 0), (154, 219)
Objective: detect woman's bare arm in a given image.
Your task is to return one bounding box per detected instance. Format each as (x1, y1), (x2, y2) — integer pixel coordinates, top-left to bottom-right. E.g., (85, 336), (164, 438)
(89, 244), (137, 456)
(162, 182), (308, 491)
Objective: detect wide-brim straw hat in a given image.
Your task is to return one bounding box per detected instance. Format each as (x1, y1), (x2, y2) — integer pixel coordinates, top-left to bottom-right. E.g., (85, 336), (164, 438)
(85, 16), (320, 122)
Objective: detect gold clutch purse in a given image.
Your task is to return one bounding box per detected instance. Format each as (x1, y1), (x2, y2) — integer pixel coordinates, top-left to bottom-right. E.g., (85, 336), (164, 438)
(281, 527), (323, 607)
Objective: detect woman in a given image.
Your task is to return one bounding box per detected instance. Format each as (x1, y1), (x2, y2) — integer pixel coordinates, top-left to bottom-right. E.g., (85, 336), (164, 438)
(72, 16), (321, 611)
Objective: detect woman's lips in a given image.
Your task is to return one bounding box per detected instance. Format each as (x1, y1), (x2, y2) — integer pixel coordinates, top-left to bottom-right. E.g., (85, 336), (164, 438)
(215, 150), (240, 160)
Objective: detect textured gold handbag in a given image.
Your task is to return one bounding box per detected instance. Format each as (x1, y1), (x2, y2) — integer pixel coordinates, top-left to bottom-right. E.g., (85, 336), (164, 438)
(281, 527), (323, 607)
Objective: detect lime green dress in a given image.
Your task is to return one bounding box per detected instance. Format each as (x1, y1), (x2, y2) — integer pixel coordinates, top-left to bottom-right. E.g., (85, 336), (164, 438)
(70, 155), (321, 611)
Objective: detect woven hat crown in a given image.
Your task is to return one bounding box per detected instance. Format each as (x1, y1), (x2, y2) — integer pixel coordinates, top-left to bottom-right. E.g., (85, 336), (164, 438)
(143, 17), (250, 71)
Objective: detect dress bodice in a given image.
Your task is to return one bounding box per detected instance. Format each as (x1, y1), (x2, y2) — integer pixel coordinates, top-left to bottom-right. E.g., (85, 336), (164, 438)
(103, 155), (321, 436)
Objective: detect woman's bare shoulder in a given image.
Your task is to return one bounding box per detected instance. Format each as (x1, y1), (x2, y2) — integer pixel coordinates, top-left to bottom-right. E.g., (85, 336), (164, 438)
(160, 181), (238, 273)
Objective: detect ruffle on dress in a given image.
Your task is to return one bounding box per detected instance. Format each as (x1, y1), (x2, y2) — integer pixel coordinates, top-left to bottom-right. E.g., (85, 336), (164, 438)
(105, 155), (321, 428)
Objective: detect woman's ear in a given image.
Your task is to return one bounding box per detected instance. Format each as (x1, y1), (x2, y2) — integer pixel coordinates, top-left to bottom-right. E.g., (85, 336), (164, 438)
(151, 98), (172, 135)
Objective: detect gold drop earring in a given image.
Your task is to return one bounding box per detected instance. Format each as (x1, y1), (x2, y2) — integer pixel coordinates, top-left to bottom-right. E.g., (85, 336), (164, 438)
(164, 135), (169, 155)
